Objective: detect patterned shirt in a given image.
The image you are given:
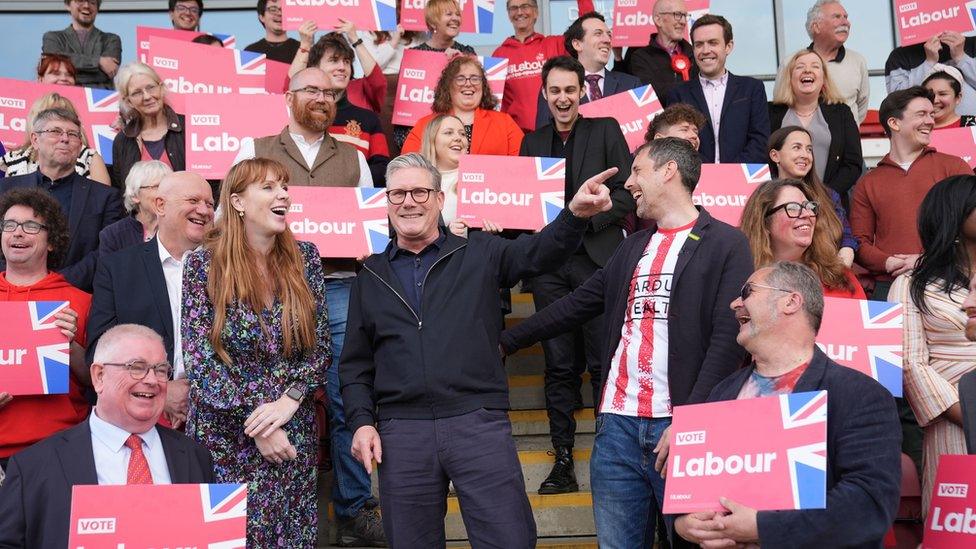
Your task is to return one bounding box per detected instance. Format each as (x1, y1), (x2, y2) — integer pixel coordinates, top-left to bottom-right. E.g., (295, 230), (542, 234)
(737, 362), (810, 399)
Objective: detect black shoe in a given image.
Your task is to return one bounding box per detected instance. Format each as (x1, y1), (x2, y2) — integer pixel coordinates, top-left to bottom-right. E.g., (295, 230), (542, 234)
(336, 504), (388, 547)
(538, 446), (578, 494)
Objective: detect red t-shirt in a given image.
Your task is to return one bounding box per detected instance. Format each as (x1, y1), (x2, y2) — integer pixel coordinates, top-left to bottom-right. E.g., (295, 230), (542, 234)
(0, 272), (91, 458)
(823, 269), (867, 300)
(493, 33), (567, 132)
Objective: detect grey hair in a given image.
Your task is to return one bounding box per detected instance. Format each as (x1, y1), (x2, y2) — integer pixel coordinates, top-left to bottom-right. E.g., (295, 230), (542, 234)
(386, 153), (442, 191)
(93, 324), (166, 364)
(31, 107), (80, 132)
(806, 0), (840, 39)
(634, 136), (702, 194)
(765, 261), (825, 333)
(123, 160), (173, 213)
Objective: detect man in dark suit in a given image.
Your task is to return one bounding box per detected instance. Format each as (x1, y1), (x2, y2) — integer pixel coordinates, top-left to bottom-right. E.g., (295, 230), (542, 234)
(502, 138), (752, 546)
(0, 108), (124, 292)
(535, 12), (642, 129)
(665, 14), (770, 164)
(0, 324), (215, 549)
(87, 171), (215, 428)
(673, 262), (901, 548)
(522, 55), (635, 494)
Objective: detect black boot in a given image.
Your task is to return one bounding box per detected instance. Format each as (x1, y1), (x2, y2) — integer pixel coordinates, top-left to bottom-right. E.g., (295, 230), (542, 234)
(538, 446), (578, 494)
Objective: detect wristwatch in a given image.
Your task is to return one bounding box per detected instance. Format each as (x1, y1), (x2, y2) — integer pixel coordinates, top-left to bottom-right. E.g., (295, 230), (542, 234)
(285, 385), (305, 403)
(351, 38), (364, 48)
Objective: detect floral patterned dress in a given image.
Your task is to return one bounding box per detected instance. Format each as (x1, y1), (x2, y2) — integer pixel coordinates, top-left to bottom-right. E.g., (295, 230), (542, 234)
(182, 241), (330, 548)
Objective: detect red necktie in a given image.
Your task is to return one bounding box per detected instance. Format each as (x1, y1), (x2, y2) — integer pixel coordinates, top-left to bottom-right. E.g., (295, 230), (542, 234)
(125, 434), (154, 484)
(585, 74), (603, 101)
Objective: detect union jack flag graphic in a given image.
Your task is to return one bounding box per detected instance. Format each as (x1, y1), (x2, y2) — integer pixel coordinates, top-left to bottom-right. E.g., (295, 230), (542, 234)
(212, 33), (236, 49)
(742, 163), (772, 183)
(287, 187), (389, 257)
(477, 55), (508, 108)
(0, 301), (70, 396)
(28, 301), (71, 394)
(234, 49), (266, 76)
(967, 1), (976, 29)
(83, 87), (120, 113)
(817, 297), (903, 397)
(579, 84), (663, 151)
(781, 391), (828, 509)
(461, 0), (495, 33)
(68, 484), (247, 547)
(537, 158), (567, 225)
(357, 188), (391, 254)
(373, 0), (399, 30)
(90, 124), (119, 165)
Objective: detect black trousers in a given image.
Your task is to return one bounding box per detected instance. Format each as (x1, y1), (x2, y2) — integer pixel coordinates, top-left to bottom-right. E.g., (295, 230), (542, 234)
(530, 253), (605, 449)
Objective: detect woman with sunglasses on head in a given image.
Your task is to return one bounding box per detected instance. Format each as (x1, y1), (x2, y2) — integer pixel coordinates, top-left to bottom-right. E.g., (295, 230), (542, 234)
(111, 62), (185, 191)
(890, 175), (976, 514)
(181, 158), (330, 547)
(400, 56), (523, 156)
(740, 178), (865, 299)
(768, 125), (857, 268)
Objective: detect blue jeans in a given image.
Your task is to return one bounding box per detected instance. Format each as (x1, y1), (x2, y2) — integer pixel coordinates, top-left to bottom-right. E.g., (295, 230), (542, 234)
(325, 278), (373, 519)
(590, 413), (671, 549)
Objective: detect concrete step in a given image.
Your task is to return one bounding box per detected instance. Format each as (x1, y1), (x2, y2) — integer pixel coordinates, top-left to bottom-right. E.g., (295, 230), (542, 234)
(509, 408), (596, 436)
(445, 492), (596, 540)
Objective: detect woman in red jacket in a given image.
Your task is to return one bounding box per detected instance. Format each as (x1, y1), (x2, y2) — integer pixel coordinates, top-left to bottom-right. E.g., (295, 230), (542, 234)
(401, 56), (523, 157)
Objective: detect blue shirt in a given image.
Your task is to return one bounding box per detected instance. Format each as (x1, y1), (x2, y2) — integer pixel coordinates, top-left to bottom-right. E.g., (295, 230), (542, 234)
(387, 231), (447, 314)
(33, 170), (75, 217)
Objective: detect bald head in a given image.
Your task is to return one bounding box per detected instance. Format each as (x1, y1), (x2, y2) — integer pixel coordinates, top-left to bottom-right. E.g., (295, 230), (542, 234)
(290, 67), (329, 91)
(154, 171), (214, 255)
(652, 0), (688, 43)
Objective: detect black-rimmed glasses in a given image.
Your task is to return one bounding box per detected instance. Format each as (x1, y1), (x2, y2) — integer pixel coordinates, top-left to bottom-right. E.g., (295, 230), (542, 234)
(1, 220), (48, 234)
(765, 200), (819, 218)
(386, 188), (436, 205)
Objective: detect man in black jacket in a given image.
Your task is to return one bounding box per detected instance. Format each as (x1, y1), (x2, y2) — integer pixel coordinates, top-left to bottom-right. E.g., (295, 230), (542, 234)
(340, 153), (616, 548)
(673, 262), (900, 548)
(500, 138), (753, 548)
(521, 55), (635, 494)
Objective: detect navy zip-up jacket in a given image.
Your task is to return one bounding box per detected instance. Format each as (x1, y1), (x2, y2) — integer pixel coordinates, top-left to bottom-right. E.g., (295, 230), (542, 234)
(339, 209), (588, 432)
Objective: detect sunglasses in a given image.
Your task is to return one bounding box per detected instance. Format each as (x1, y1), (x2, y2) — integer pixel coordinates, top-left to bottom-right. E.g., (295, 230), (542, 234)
(739, 282), (792, 301)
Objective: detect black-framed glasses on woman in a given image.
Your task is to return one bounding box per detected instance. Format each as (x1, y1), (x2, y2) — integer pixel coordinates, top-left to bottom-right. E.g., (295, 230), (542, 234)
(102, 360), (173, 381)
(453, 75), (483, 87)
(1, 220), (48, 234)
(386, 187), (436, 205)
(765, 200), (819, 218)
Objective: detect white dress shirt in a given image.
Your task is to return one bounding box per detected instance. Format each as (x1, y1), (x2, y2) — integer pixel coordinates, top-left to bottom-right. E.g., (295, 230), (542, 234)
(158, 237), (189, 379)
(89, 410), (172, 485)
(699, 71), (729, 162)
(234, 133), (373, 188)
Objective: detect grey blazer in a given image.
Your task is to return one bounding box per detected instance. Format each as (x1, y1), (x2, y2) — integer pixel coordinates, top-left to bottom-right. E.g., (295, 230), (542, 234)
(42, 25), (122, 88)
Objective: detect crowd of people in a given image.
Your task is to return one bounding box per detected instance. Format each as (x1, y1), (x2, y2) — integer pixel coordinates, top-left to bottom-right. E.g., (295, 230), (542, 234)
(0, 0), (975, 548)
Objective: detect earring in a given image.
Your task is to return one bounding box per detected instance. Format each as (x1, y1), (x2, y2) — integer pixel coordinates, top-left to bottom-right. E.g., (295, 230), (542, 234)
(238, 210), (244, 218)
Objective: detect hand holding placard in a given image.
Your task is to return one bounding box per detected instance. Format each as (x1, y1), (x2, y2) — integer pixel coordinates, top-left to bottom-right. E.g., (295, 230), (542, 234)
(568, 167), (616, 218)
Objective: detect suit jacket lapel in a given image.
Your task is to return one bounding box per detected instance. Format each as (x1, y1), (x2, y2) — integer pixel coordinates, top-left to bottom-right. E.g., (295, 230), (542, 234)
(143, 238), (174, 344)
(67, 175), (88, 241)
(604, 72), (619, 96)
(689, 79), (709, 124)
(278, 128), (312, 170)
(672, 210), (709, 284)
(308, 135), (338, 173)
(718, 73), (738, 129)
(56, 421), (98, 486)
(571, 118), (592, 188)
(159, 428), (190, 482)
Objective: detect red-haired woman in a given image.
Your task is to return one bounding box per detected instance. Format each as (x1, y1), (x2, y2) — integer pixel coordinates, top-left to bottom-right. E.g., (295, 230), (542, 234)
(182, 158), (330, 547)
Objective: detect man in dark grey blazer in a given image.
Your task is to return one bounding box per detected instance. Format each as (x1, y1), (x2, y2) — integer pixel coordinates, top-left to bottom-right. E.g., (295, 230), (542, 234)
(520, 55), (635, 495)
(535, 12), (642, 129)
(673, 262), (901, 548)
(42, 0), (122, 89)
(0, 324), (215, 549)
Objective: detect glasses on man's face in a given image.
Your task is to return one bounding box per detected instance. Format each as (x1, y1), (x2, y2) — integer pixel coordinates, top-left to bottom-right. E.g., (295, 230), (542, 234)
(1, 220), (48, 234)
(174, 4), (201, 15)
(739, 282), (792, 302)
(36, 128), (82, 142)
(507, 2), (536, 13)
(658, 11), (688, 21)
(765, 200), (819, 218)
(453, 75), (483, 87)
(264, 5), (282, 14)
(292, 86), (340, 101)
(102, 360), (172, 381)
(128, 83), (161, 102)
(386, 187), (436, 205)
(72, 0), (98, 6)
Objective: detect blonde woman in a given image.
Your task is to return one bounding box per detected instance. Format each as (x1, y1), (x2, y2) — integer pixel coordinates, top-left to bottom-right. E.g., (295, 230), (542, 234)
(182, 158), (330, 547)
(0, 93), (111, 185)
(768, 49), (863, 200)
(111, 62), (185, 190)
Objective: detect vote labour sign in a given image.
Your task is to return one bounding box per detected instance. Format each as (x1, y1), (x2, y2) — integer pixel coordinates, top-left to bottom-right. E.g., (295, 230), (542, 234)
(930, 126), (976, 169)
(816, 297), (904, 397)
(924, 455), (976, 547)
(281, 0), (398, 31)
(400, 0), (496, 33)
(894, 0), (976, 46)
(392, 50), (507, 126)
(663, 390), (828, 514)
(691, 163), (770, 226)
(68, 484), (246, 548)
(149, 36), (267, 96)
(0, 78), (121, 164)
(455, 155), (565, 231)
(579, 85), (663, 152)
(184, 94), (289, 179)
(611, 0), (708, 47)
(287, 187), (390, 258)
(136, 26), (236, 63)
(0, 301), (70, 396)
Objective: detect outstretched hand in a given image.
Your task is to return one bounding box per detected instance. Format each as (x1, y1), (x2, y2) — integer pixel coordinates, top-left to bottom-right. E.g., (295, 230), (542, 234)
(567, 167), (616, 219)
